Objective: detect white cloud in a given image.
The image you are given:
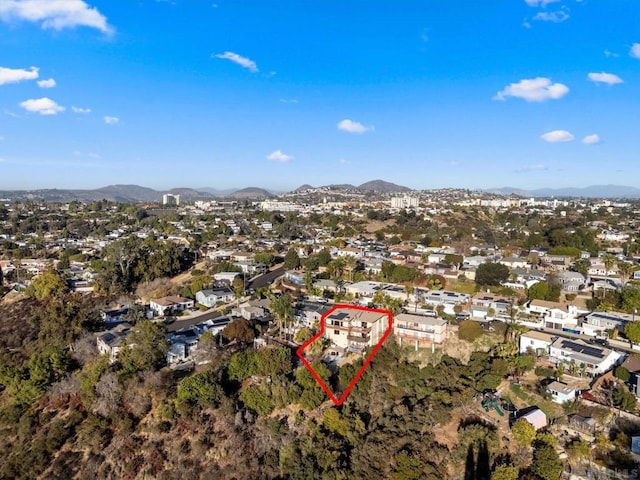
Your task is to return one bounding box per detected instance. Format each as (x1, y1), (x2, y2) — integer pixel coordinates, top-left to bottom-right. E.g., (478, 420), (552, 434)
(280, 98), (298, 104)
(587, 72), (623, 85)
(0, 0), (112, 33)
(19, 97), (64, 115)
(71, 106), (91, 113)
(267, 150), (293, 162)
(541, 130), (574, 142)
(604, 49), (619, 58)
(524, 0), (561, 6)
(631, 43), (640, 59)
(213, 51), (258, 73)
(533, 10), (569, 23)
(103, 116), (119, 125)
(582, 134), (600, 145)
(37, 78), (56, 88)
(494, 77), (569, 102)
(337, 119), (373, 134)
(0, 65), (38, 85)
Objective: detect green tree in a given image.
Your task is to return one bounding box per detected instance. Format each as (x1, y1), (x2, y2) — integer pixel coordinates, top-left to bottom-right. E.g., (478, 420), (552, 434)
(573, 258), (591, 276)
(531, 443), (562, 480)
(527, 281), (549, 301)
(25, 269), (69, 299)
(254, 252), (275, 266)
(622, 287), (640, 314)
(239, 384), (274, 416)
(222, 318), (256, 343)
(623, 321), (640, 346)
(490, 464), (519, 480)
(613, 385), (637, 412)
(566, 438), (590, 462)
(391, 451), (426, 480)
(283, 248), (301, 270)
(511, 418), (536, 446)
(614, 366), (631, 382)
(475, 263), (510, 286)
(269, 293), (294, 339)
(175, 370), (223, 414)
(317, 249), (332, 266)
(118, 320), (168, 376)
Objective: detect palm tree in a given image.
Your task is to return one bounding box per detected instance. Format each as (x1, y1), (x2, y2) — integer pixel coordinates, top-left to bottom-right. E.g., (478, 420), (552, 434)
(602, 253), (616, 280)
(617, 261), (633, 287)
(556, 362), (565, 381)
(269, 293), (294, 340)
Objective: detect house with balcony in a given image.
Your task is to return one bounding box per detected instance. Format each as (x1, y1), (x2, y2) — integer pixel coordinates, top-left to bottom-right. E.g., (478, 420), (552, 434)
(324, 308), (389, 352)
(394, 313), (447, 350)
(526, 300), (583, 332)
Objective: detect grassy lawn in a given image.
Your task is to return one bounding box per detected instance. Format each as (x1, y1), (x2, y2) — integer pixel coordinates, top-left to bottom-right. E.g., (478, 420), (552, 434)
(508, 384), (562, 419)
(447, 280), (476, 295)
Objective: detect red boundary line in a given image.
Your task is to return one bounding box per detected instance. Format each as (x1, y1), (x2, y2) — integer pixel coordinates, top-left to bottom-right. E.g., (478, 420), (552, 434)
(295, 304), (394, 406)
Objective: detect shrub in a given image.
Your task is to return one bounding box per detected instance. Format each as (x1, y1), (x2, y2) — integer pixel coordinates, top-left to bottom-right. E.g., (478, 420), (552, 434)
(458, 320), (484, 342)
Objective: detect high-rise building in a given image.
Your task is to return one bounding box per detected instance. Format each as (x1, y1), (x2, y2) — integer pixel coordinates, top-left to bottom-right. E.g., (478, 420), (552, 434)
(163, 193), (180, 206)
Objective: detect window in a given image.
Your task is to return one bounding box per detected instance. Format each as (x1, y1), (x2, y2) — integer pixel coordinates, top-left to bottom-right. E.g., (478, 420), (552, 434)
(361, 322), (367, 328)
(334, 330), (340, 335)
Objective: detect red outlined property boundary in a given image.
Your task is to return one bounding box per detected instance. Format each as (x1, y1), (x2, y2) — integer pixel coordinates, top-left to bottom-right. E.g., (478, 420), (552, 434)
(295, 304), (394, 406)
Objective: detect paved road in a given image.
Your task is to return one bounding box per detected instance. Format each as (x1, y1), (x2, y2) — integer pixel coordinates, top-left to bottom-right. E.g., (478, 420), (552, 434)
(166, 309), (222, 332)
(247, 266), (285, 291)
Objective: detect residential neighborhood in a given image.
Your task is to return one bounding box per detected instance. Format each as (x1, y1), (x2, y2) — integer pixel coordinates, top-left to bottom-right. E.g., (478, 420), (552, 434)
(3, 188), (640, 479)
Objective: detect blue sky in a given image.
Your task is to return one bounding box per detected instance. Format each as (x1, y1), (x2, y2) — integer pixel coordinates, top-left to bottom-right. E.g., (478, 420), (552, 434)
(0, 0), (639, 192)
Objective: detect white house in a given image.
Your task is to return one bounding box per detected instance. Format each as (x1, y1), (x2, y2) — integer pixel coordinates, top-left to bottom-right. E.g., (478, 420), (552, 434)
(394, 313), (448, 350)
(546, 381), (577, 404)
(96, 323), (132, 363)
(324, 308), (389, 352)
(519, 331), (556, 355)
(581, 311), (633, 337)
(195, 287), (235, 308)
(549, 337), (622, 375)
(149, 296), (194, 317)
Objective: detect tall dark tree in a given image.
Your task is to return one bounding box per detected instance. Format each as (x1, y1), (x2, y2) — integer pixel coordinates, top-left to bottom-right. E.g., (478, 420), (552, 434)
(475, 263), (510, 286)
(284, 248), (301, 270)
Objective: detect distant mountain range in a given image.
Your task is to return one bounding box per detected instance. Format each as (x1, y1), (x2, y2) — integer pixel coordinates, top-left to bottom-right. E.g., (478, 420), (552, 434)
(1, 182), (638, 203)
(486, 184), (640, 199)
(293, 179), (411, 193)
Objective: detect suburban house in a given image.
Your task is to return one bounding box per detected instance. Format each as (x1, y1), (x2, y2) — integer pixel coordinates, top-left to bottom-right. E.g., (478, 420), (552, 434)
(232, 302), (266, 320)
(526, 300), (582, 332)
(166, 318), (231, 364)
(546, 381), (577, 404)
(519, 331), (556, 355)
(96, 323), (132, 363)
(422, 290), (470, 308)
(581, 311), (633, 337)
(548, 337), (622, 375)
(364, 258), (383, 275)
(394, 312), (448, 350)
(149, 295), (194, 317)
(195, 287), (235, 307)
(296, 303), (331, 327)
(498, 256), (530, 269)
(213, 271), (241, 285)
(555, 271), (587, 292)
(324, 308), (389, 351)
(313, 279), (338, 293)
(345, 281), (384, 299)
(100, 304), (131, 325)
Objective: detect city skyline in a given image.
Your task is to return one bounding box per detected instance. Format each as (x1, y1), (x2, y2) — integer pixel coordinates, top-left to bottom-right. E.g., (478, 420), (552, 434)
(1, 1), (639, 191)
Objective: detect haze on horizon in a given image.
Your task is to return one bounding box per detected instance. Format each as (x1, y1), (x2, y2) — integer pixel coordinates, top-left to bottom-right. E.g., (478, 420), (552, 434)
(0, 1), (639, 192)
